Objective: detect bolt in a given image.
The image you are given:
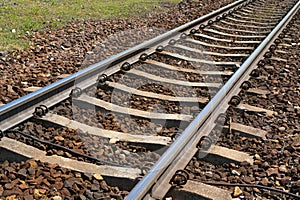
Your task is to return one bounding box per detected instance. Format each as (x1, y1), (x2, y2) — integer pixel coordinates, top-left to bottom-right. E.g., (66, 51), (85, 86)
(199, 24), (206, 29)
(230, 96), (241, 106)
(121, 62), (131, 71)
(180, 33), (188, 39)
(241, 81), (252, 90)
(190, 29), (197, 34)
(264, 51), (272, 58)
(169, 39), (176, 45)
(156, 45), (164, 52)
(208, 20), (214, 25)
(139, 53), (148, 61)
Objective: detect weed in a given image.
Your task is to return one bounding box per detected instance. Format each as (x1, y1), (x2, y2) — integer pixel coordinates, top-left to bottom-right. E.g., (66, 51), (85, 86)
(0, 0), (180, 51)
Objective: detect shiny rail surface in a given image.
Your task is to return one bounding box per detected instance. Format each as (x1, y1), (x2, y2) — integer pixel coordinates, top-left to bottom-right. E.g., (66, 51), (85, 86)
(0, 0), (299, 199)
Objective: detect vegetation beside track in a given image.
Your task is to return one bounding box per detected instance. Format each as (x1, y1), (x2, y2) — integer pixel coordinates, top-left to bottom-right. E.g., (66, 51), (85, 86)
(0, 0), (180, 51)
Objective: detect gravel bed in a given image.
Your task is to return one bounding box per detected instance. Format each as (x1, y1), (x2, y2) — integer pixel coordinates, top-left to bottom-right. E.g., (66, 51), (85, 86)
(178, 39), (254, 55)
(86, 86), (196, 115)
(133, 62), (205, 82)
(0, 159), (128, 199)
(132, 58), (229, 84)
(150, 53), (227, 71)
(0, 0), (236, 105)
(215, 21), (273, 32)
(199, 28), (265, 41)
(52, 100), (185, 137)
(227, 107), (277, 131)
(8, 120), (160, 169)
(165, 45), (246, 62)
(109, 71), (212, 98)
(229, 14), (281, 24)
(75, 106), (187, 136)
(208, 25), (269, 36)
(192, 34), (258, 48)
(3, 0), (298, 199)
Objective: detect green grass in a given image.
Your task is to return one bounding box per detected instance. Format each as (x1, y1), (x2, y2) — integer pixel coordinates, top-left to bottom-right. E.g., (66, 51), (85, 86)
(0, 0), (180, 51)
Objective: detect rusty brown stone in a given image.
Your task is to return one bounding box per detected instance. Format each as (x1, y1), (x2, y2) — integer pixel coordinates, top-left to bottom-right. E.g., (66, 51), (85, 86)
(42, 179), (51, 187)
(23, 195), (34, 200)
(266, 168), (279, 177)
(0, 185), (3, 196)
(60, 188), (71, 197)
(4, 183), (14, 190)
(278, 165), (288, 173)
(233, 186), (243, 197)
(19, 183), (29, 190)
(17, 168), (27, 178)
(261, 178), (269, 186)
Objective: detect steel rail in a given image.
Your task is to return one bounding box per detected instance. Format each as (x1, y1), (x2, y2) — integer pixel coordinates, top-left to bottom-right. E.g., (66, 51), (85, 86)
(0, 0), (247, 132)
(126, 0), (300, 199)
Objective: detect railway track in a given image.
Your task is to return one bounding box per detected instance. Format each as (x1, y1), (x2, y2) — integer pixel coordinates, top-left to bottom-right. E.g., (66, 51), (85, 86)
(0, 0), (300, 199)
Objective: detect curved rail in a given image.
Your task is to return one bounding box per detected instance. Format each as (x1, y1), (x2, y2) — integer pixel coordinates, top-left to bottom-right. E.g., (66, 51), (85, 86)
(126, 0), (300, 199)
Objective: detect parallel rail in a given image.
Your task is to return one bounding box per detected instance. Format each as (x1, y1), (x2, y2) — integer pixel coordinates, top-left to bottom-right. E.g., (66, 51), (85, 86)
(0, 0), (299, 199)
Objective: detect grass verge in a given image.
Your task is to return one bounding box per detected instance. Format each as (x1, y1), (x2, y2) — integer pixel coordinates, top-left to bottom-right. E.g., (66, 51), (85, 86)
(0, 0), (180, 51)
